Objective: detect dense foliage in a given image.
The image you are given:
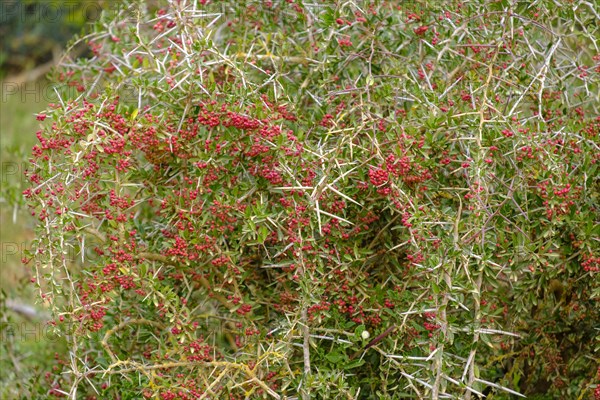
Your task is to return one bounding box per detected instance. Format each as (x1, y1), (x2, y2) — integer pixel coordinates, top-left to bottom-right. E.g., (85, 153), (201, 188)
(25, 0), (599, 399)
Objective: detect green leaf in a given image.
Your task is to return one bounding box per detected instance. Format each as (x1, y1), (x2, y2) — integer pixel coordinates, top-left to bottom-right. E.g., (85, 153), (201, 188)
(321, 7), (335, 27)
(344, 358), (365, 370)
(325, 351), (345, 364)
(258, 225), (269, 243)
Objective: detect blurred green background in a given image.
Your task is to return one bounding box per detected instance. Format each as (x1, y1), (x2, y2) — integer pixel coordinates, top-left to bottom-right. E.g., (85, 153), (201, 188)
(0, 0), (104, 77)
(1, 1), (102, 397)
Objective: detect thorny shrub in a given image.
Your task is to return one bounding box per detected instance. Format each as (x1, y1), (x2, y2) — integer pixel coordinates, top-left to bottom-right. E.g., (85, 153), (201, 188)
(24, 0), (599, 399)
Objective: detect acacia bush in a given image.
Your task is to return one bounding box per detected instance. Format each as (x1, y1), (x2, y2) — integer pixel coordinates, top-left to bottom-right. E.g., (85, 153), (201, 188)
(24, 0), (599, 399)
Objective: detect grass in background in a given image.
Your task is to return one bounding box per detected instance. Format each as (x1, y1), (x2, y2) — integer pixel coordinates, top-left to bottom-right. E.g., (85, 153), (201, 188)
(0, 80), (66, 399)
(1, 79), (48, 295)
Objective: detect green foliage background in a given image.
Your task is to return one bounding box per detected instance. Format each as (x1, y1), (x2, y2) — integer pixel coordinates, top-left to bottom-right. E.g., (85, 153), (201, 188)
(0, 0), (105, 77)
